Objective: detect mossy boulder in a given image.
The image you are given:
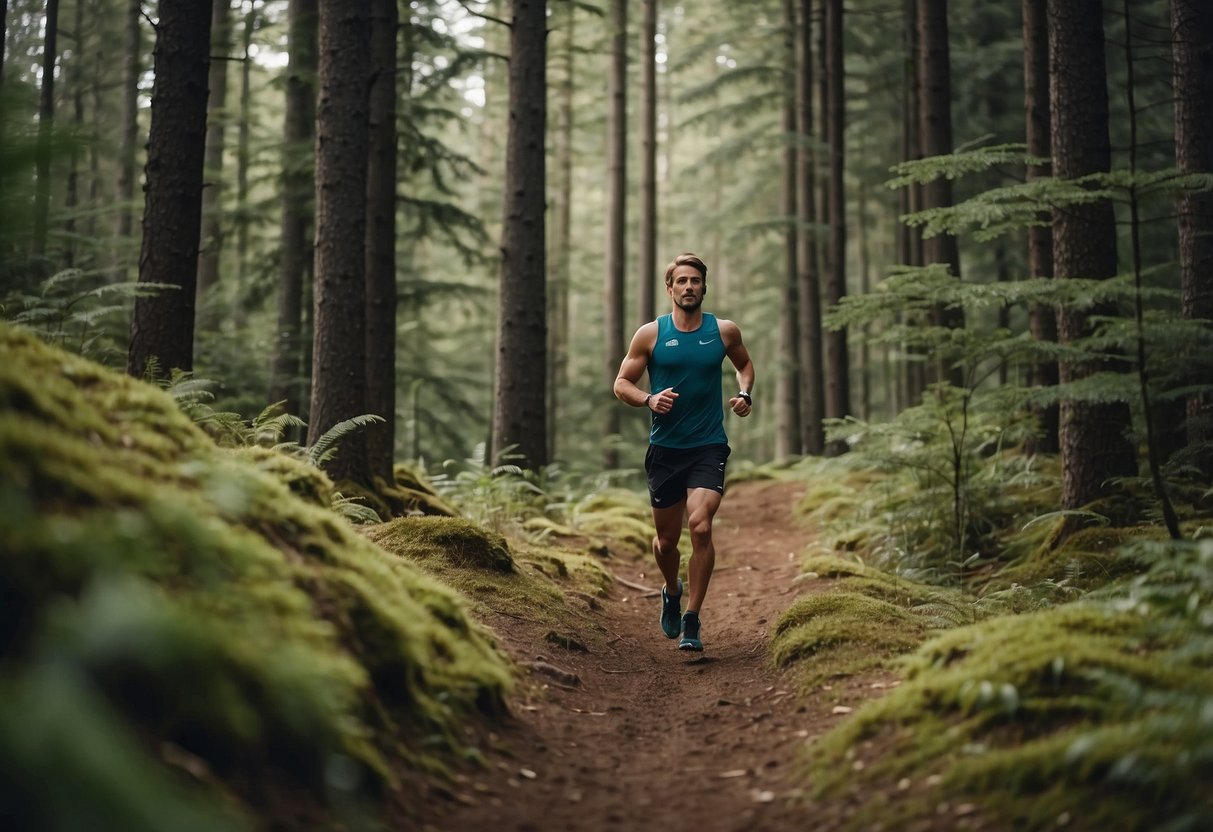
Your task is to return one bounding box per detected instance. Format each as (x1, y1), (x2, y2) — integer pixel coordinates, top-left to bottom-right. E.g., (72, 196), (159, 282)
(367, 517), (515, 573)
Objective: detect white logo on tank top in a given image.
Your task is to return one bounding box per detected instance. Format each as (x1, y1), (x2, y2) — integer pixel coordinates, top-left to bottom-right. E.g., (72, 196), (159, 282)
(665, 338), (679, 347)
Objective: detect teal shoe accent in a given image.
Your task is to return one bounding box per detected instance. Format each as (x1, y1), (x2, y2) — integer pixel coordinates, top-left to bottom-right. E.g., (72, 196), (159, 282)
(678, 611), (703, 651)
(660, 579), (683, 639)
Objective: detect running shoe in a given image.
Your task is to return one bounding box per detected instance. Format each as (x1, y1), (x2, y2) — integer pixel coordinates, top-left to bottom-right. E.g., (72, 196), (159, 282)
(679, 611), (703, 651)
(660, 578), (683, 639)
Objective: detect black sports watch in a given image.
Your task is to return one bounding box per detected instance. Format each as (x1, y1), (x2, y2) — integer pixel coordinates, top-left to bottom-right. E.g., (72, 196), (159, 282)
(737, 391), (752, 405)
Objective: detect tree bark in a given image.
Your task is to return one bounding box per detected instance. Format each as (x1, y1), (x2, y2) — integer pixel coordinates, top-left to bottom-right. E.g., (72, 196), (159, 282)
(114, 0), (142, 280)
(902, 0), (926, 405)
(796, 0), (825, 456)
(776, 0), (801, 460)
(268, 0), (317, 421)
(32, 0), (60, 257)
(1022, 0), (1059, 454)
(547, 4), (575, 462)
(1048, 0), (1137, 513)
(603, 0), (626, 471)
(365, 0), (399, 484)
(824, 0), (849, 455)
(638, 0), (657, 327)
(916, 0), (963, 387)
(307, 0), (372, 486)
(63, 0), (85, 267)
(493, 0), (548, 470)
(233, 1), (256, 321)
(196, 0), (232, 323)
(1171, 0), (1213, 465)
(127, 0), (212, 378)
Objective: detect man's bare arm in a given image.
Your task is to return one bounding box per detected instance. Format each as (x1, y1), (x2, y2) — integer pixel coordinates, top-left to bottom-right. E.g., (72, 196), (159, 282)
(720, 319), (755, 416)
(613, 322), (657, 407)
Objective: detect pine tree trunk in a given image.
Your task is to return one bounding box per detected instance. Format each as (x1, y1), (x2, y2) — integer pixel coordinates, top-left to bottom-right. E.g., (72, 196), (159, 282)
(196, 0), (232, 325)
(114, 0), (141, 280)
(637, 0), (657, 326)
(796, 0), (825, 455)
(364, 0), (399, 485)
(916, 0), (963, 387)
(307, 0), (372, 486)
(776, 0), (801, 460)
(63, 0), (84, 267)
(603, 0), (626, 471)
(494, 0), (547, 470)
(824, 0), (849, 456)
(1171, 0), (1213, 466)
(126, 0), (213, 378)
(903, 0), (926, 406)
(268, 0), (317, 422)
(32, 0), (60, 257)
(547, 4), (575, 463)
(1048, 0), (1137, 513)
(857, 179), (872, 421)
(232, 2), (255, 324)
(1023, 0), (1059, 454)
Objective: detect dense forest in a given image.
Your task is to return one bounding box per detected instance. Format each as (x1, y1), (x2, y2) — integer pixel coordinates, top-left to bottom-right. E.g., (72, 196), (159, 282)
(2, 0), (1212, 829)
(3, 0), (1211, 487)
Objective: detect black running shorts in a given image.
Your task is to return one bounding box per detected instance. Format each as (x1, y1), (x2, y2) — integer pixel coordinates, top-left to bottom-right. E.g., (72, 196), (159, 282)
(644, 443), (731, 508)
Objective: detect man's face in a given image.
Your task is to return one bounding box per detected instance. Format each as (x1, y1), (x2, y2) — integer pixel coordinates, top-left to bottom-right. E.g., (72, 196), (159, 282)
(668, 265), (705, 312)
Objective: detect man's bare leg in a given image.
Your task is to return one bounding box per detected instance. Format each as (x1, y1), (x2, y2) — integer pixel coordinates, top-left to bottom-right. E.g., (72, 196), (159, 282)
(684, 487), (724, 613)
(651, 501), (686, 593)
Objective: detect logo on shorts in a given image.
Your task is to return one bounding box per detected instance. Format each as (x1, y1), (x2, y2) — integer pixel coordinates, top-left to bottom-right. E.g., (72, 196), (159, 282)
(665, 338), (679, 347)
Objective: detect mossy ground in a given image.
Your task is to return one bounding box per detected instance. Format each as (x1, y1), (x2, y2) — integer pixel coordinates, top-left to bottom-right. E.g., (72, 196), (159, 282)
(781, 457), (1213, 831)
(364, 517), (612, 647)
(0, 324), (514, 830)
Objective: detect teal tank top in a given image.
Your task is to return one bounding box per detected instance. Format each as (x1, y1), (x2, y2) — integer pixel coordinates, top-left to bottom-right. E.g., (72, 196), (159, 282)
(648, 313), (729, 449)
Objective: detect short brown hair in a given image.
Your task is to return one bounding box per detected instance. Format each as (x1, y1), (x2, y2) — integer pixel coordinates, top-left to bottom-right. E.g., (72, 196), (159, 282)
(663, 252), (708, 287)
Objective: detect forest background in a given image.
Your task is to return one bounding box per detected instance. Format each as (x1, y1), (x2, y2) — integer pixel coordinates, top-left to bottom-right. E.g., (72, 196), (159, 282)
(3, 0), (1210, 513)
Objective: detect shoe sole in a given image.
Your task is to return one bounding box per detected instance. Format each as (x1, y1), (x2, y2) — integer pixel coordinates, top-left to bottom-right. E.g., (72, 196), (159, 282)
(678, 640), (703, 652)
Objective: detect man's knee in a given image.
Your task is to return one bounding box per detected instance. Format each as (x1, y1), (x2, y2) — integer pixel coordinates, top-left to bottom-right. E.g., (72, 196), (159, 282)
(688, 514), (713, 545)
(654, 532), (681, 555)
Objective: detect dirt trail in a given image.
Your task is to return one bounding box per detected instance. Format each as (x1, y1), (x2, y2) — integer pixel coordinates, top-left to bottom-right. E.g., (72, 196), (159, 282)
(421, 479), (887, 832)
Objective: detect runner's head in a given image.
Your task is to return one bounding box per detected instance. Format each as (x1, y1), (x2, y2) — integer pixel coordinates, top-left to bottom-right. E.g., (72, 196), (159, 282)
(664, 253), (708, 288)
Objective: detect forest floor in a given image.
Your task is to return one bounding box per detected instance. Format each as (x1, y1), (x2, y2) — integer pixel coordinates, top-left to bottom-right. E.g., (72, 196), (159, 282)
(418, 479), (904, 832)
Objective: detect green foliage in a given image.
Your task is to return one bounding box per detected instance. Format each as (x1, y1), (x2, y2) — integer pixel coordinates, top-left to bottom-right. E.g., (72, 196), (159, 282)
(1, 268), (174, 368)
(815, 386), (1045, 577)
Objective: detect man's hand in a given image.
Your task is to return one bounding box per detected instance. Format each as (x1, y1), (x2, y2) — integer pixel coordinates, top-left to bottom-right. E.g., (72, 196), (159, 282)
(647, 387), (679, 414)
(728, 395), (752, 417)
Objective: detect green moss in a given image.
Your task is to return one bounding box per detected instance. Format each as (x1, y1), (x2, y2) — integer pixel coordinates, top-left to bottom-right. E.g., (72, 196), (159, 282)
(367, 518), (611, 638)
(805, 602), (1213, 831)
(366, 517), (514, 573)
(0, 324), (512, 828)
(772, 592), (926, 685)
(992, 524), (1157, 592)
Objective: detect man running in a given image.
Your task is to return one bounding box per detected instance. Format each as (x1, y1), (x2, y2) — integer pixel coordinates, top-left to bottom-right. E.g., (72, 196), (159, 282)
(613, 252), (755, 651)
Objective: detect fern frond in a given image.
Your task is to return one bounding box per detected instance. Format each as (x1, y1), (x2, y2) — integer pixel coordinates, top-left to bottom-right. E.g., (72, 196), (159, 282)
(307, 415), (386, 467)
